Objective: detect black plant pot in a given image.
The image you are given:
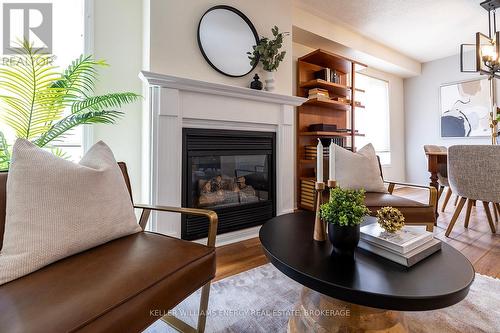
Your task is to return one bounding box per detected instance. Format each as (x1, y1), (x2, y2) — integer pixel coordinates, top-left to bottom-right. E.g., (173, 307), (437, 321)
(328, 223), (360, 260)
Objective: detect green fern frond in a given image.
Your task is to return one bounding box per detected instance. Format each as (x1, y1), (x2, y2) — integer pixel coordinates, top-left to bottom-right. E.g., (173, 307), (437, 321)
(34, 110), (124, 147)
(51, 54), (108, 98)
(49, 146), (72, 160)
(0, 41), (63, 139)
(0, 131), (11, 171)
(71, 92), (141, 113)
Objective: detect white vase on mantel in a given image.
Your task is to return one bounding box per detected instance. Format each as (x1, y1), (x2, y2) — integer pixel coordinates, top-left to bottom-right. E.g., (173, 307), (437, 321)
(264, 71), (275, 92)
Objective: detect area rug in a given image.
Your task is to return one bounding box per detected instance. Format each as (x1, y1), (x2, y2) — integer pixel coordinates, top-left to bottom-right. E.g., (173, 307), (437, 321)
(144, 264), (500, 333)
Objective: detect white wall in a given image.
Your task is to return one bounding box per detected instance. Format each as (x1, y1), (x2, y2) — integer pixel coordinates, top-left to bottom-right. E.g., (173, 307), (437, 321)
(146, 0), (293, 95)
(404, 54), (490, 184)
(92, 0), (144, 201)
(293, 42), (406, 181)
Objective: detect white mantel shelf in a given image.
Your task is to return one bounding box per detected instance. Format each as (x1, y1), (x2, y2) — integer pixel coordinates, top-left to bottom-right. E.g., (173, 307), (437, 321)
(139, 71), (306, 106)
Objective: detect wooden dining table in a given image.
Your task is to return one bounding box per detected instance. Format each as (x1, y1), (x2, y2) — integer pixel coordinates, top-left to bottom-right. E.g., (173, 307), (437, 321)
(425, 151), (448, 191)
(425, 151), (448, 217)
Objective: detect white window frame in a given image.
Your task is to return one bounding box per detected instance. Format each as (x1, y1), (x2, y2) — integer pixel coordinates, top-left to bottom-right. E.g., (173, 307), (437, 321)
(82, 0), (94, 152)
(356, 73), (391, 166)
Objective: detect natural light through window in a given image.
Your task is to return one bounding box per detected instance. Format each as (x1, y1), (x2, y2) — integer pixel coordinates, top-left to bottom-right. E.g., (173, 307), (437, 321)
(355, 74), (391, 165)
(0, 0), (86, 161)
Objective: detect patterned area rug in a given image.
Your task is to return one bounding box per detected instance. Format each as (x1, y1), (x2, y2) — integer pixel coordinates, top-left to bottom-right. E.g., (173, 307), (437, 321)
(145, 264), (500, 333)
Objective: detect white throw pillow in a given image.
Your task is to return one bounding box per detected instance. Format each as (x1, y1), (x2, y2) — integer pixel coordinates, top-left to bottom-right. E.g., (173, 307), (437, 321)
(0, 139), (141, 285)
(334, 143), (387, 193)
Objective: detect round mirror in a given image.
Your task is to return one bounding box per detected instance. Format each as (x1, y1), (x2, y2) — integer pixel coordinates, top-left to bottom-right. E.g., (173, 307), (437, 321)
(197, 6), (259, 77)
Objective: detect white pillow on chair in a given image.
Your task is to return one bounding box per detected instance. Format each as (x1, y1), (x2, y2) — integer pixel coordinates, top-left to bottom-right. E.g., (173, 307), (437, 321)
(334, 143), (387, 193)
(0, 139), (141, 285)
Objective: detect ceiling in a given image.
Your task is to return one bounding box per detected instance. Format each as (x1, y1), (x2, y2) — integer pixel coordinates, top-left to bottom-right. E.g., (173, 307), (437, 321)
(295, 0), (489, 63)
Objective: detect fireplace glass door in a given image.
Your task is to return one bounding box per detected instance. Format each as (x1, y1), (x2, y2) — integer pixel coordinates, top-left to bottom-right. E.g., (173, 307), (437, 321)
(182, 128), (276, 240)
(191, 154), (270, 209)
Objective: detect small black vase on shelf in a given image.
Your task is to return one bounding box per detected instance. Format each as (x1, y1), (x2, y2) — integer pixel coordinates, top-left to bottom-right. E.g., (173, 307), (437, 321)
(328, 224), (360, 259)
(250, 74), (263, 90)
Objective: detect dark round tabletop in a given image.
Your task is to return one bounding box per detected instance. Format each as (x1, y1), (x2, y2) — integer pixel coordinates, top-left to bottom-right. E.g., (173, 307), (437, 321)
(259, 211), (475, 311)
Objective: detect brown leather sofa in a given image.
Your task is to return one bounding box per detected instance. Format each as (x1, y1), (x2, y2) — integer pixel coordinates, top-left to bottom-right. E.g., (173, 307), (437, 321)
(0, 163), (218, 333)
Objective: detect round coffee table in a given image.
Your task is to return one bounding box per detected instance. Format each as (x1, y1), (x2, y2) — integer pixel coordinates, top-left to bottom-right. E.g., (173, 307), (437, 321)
(259, 212), (475, 333)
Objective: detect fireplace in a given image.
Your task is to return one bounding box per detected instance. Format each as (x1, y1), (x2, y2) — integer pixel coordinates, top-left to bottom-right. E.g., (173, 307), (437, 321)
(182, 128), (276, 240)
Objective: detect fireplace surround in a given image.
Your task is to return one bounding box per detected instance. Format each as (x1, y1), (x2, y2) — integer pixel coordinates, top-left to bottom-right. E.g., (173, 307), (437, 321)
(182, 128), (276, 240)
(140, 71), (305, 245)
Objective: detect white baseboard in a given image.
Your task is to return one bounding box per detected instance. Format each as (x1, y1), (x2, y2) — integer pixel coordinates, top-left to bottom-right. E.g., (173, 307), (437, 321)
(154, 211), (295, 247)
(193, 225), (262, 247)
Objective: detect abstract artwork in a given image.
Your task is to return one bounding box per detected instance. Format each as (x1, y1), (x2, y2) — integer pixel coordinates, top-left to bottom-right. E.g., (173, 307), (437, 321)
(440, 79), (491, 137)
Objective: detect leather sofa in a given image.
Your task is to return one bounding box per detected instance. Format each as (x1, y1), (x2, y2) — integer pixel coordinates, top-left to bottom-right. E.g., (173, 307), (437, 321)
(0, 163), (218, 333)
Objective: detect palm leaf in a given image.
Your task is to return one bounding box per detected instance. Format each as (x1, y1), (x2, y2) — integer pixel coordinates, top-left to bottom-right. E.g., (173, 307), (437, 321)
(0, 41), (63, 139)
(0, 131), (11, 171)
(71, 92), (141, 113)
(51, 55), (107, 99)
(49, 146), (72, 160)
(34, 110), (124, 147)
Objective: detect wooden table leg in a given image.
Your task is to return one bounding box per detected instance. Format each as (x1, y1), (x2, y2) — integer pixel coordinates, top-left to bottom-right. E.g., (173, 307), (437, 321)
(427, 154), (440, 219)
(288, 287), (408, 333)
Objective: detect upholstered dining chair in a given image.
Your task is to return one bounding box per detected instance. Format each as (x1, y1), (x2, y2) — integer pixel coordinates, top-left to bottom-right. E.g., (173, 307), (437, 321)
(445, 145), (500, 237)
(423, 145), (454, 212)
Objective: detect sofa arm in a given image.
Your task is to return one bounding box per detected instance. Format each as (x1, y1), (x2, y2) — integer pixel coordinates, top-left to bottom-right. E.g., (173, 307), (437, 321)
(134, 204), (218, 247)
(383, 180), (438, 211)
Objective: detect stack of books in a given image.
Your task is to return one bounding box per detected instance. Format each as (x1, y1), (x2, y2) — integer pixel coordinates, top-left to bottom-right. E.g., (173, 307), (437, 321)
(304, 145), (329, 160)
(300, 179), (315, 209)
(314, 68), (340, 84)
(359, 224), (441, 267)
(308, 88), (329, 100)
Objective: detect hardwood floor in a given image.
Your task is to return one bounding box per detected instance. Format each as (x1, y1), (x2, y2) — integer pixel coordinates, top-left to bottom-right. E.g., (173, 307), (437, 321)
(215, 187), (500, 281)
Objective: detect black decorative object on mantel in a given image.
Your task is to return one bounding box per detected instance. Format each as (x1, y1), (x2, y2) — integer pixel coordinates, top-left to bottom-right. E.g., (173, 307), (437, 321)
(250, 74), (263, 90)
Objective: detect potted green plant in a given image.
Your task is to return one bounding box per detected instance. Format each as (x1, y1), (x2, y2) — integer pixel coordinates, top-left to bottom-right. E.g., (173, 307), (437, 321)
(320, 187), (370, 259)
(0, 42), (141, 170)
(247, 26), (288, 92)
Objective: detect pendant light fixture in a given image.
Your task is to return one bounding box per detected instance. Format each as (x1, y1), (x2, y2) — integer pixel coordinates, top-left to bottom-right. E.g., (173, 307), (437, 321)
(460, 0), (500, 144)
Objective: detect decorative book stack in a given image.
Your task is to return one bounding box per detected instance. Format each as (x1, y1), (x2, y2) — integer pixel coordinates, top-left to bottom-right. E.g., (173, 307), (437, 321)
(359, 224), (441, 267)
(308, 88), (329, 100)
(304, 145), (329, 160)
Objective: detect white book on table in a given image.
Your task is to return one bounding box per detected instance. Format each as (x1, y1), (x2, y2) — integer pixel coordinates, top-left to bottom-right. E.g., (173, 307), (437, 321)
(358, 238), (441, 267)
(360, 224), (433, 254)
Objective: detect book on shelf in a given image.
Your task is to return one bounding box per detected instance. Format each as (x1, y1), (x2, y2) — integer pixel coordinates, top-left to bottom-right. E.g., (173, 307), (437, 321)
(360, 224), (433, 254)
(313, 68), (340, 83)
(308, 94), (330, 100)
(314, 68), (330, 82)
(308, 88), (329, 95)
(358, 238), (441, 267)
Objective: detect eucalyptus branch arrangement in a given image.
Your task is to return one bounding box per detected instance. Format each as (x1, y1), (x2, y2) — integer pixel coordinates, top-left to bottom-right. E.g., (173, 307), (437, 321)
(247, 26), (289, 72)
(0, 41), (141, 170)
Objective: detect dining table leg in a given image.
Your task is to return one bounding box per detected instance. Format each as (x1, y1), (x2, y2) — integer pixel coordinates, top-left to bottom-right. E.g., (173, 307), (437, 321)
(427, 154), (440, 218)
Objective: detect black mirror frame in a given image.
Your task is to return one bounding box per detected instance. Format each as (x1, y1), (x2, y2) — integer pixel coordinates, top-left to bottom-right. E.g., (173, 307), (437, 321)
(197, 5), (259, 78)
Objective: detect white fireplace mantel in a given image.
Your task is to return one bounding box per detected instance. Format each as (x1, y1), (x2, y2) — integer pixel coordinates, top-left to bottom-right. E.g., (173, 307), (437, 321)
(140, 71), (306, 245)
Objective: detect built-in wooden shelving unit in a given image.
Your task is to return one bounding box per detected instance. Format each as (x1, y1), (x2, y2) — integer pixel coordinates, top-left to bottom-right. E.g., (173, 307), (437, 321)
(296, 49), (367, 211)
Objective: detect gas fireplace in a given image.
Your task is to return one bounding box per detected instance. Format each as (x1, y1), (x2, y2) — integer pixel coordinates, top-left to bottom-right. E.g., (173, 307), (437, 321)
(182, 128), (276, 240)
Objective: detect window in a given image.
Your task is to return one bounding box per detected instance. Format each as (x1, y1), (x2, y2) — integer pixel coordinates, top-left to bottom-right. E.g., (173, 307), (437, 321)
(0, 0), (87, 161)
(355, 74), (391, 165)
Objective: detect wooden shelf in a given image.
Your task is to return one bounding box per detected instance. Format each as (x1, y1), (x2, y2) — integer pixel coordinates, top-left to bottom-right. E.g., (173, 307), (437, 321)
(303, 98), (365, 110)
(303, 98), (350, 110)
(298, 49), (367, 73)
(300, 131), (365, 137)
(299, 79), (365, 96)
(295, 48), (366, 211)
